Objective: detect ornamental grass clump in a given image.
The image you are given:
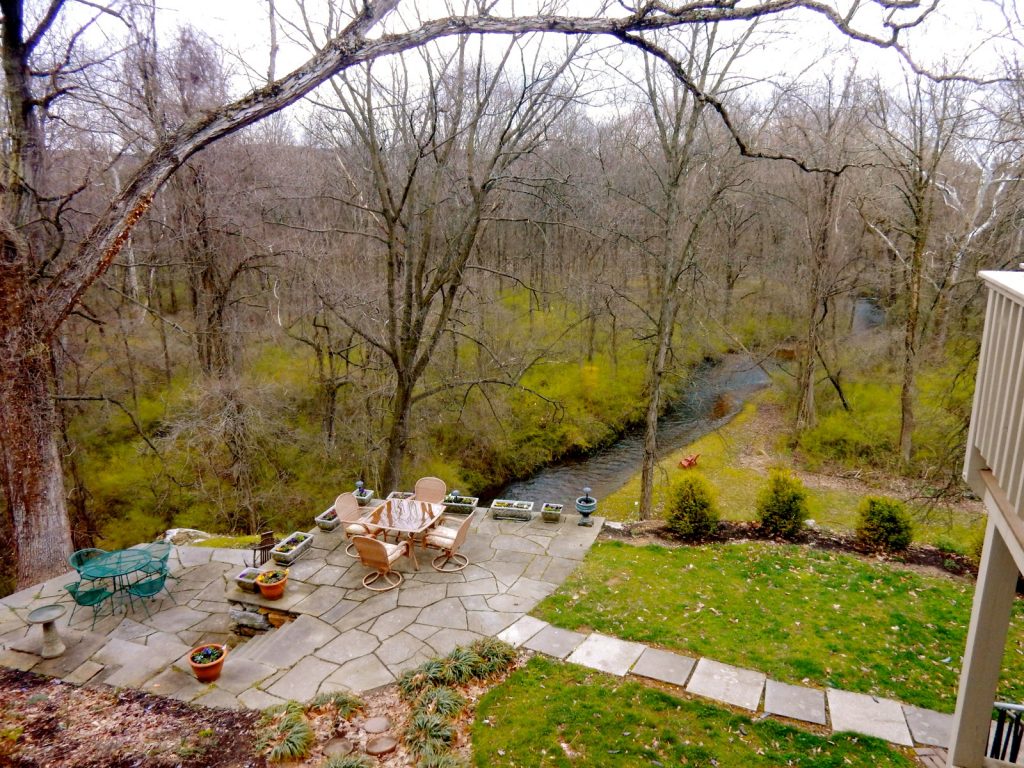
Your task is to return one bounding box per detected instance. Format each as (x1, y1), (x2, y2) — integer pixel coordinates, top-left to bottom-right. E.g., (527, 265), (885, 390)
(257, 701), (314, 763)
(665, 475), (719, 541)
(404, 711), (455, 757)
(321, 755), (374, 768)
(756, 469), (809, 540)
(856, 496), (913, 552)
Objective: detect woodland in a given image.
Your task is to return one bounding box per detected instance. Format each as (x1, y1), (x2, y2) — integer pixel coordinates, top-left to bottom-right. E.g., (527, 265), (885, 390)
(1, 0), (1022, 594)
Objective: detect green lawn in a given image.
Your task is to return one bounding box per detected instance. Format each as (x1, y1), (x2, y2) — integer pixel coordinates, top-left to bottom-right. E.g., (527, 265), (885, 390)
(532, 540), (1024, 713)
(473, 657), (916, 768)
(598, 395), (985, 549)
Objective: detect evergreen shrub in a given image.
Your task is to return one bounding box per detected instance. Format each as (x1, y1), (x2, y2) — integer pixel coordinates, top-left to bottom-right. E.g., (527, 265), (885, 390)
(665, 475), (719, 541)
(756, 469), (809, 540)
(856, 496), (913, 552)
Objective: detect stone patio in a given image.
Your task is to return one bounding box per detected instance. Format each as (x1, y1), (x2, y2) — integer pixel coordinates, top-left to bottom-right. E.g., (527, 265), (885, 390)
(0, 514), (967, 753)
(0, 512), (601, 711)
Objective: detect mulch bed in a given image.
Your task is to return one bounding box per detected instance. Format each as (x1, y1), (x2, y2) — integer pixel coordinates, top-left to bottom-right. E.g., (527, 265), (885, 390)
(601, 519), (979, 579)
(0, 667), (266, 768)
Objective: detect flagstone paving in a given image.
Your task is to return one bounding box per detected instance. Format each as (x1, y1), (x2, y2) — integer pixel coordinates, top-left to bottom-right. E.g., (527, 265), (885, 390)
(0, 512), (962, 753)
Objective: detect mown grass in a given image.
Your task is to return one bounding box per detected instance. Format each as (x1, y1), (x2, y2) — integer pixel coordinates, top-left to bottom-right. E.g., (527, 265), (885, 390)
(473, 656), (916, 768)
(598, 393), (985, 549)
(532, 540), (1024, 713)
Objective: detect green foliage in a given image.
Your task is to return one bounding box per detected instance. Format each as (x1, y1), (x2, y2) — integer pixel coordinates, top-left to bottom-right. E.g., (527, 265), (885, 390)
(404, 711), (454, 757)
(756, 469), (808, 539)
(417, 749), (466, 768)
(467, 637), (516, 677)
(856, 496), (913, 552)
(473, 657), (914, 767)
(398, 659), (446, 701)
(321, 756), (374, 768)
(665, 475), (719, 541)
(532, 540), (1024, 712)
(437, 648), (478, 685)
(308, 691), (364, 718)
(256, 701), (314, 763)
(414, 687), (466, 719)
(798, 382), (900, 469)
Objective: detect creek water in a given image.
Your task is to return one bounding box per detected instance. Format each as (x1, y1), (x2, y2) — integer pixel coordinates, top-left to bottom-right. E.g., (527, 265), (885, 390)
(491, 355), (771, 509)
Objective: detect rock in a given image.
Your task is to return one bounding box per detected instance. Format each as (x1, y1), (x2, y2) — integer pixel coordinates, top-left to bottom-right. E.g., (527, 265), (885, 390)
(363, 716), (391, 733)
(324, 737), (354, 757)
(164, 528), (213, 545)
(365, 735), (398, 756)
(229, 609), (271, 632)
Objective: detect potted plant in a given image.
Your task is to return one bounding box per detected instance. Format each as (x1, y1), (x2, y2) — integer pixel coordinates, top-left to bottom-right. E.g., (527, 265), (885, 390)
(189, 643), (227, 683)
(490, 499), (534, 521)
(315, 507), (340, 531)
(575, 487), (597, 527)
(386, 491), (414, 500)
(354, 480), (374, 508)
(541, 502), (564, 523)
(235, 566), (262, 592)
(443, 491), (479, 514)
(270, 531), (314, 565)
(256, 568), (289, 600)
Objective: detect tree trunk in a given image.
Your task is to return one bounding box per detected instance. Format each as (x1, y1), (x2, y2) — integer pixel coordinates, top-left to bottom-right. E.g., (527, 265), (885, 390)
(639, 293), (678, 520)
(899, 240), (924, 466)
(0, 342), (74, 588)
(380, 375), (414, 493)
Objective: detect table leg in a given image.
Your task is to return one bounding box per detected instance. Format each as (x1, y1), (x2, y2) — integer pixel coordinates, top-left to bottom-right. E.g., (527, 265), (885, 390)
(407, 539), (419, 571)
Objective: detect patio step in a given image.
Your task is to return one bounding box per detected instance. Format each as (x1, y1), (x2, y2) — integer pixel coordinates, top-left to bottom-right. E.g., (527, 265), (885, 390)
(232, 629), (279, 662)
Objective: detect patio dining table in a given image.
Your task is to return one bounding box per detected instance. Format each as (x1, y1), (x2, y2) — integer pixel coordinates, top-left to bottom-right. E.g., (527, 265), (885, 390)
(359, 498), (446, 569)
(79, 549), (155, 606)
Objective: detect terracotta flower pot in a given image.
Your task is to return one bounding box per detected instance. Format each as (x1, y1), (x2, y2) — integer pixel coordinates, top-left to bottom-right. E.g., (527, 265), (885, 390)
(189, 644), (227, 683)
(256, 569), (288, 600)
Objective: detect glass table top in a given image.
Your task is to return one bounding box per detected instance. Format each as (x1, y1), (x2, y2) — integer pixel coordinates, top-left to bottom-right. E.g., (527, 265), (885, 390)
(79, 549), (154, 579)
(360, 498), (445, 533)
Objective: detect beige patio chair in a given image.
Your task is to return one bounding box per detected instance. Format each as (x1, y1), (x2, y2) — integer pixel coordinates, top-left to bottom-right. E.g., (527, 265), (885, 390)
(352, 535), (410, 591)
(423, 512), (473, 572)
(338, 491), (383, 557)
(413, 476), (447, 504)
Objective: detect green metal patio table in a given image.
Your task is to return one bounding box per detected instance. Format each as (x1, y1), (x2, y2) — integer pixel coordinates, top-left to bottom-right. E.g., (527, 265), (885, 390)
(79, 549), (155, 609)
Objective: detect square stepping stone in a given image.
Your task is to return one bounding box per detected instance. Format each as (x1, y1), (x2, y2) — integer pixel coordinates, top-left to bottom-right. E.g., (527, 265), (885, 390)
(497, 616), (547, 648)
(630, 647), (696, 687)
(686, 658), (765, 711)
(266, 656), (339, 701)
(764, 679), (826, 725)
(566, 633), (645, 676)
(522, 625), (586, 660)
(827, 689), (914, 746)
(903, 705), (954, 748)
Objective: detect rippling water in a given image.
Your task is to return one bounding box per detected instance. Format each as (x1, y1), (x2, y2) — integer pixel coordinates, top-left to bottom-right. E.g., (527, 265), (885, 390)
(491, 355), (770, 508)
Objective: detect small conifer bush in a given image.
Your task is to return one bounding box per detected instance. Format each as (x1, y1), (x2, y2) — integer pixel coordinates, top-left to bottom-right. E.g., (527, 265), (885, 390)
(756, 469), (809, 540)
(665, 475), (719, 541)
(856, 496), (913, 552)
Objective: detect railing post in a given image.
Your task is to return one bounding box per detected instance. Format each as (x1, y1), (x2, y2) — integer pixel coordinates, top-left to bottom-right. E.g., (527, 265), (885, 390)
(948, 516), (1019, 768)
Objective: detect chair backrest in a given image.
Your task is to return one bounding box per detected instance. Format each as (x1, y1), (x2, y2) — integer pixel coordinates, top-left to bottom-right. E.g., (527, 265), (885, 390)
(69, 548), (106, 572)
(413, 476), (447, 504)
(64, 581), (111, 604)
(451, 512), (474, 551)
(252, 531), (277, 567)
(130, 571), (167, 597)
(145, 541), (172, 564)
(333, 492), (362, 522)
(352, 535), (391, 571)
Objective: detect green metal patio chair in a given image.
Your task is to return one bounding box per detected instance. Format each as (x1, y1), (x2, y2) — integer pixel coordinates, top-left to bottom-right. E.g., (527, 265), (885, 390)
(63, 581), (113, 629)
(126, 571), (175, 618)
(138, 541), (174, 580)
(68, 548), (106, 576)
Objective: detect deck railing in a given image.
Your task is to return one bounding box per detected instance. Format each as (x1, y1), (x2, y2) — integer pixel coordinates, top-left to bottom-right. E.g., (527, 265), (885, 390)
(964, 271), (1024, 521)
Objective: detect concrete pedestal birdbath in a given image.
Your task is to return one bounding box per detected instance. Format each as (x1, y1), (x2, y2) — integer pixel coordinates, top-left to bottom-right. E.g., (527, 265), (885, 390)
(27, 604), (67, 658)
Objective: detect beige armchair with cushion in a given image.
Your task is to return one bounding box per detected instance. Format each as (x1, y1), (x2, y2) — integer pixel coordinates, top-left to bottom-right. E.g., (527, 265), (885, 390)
(352, 535), (410, 591)
(413, 476), (447, 504)
(338, 491), (383, 556)
(423, 512), (473, 572)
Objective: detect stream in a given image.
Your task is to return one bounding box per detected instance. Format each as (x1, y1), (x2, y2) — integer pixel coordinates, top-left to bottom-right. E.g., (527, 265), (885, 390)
(491, 354), (771, 508)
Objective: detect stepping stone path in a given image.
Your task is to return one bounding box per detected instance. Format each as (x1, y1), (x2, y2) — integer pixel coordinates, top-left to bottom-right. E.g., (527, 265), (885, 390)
(0, 513), (971, 755)
(323, 737), (354, 757)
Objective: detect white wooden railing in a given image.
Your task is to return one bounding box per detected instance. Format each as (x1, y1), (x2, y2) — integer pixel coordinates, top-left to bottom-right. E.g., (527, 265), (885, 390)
(964, 271), (1024, 522)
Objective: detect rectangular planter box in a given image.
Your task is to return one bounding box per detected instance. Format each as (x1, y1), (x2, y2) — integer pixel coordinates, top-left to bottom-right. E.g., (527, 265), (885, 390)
(444, 495), (479, 514)
(540, 503), (564, 523)
(386, 491), (415, 500)
(355, 490), (375, 508)
(235, 567), (262, 592)
(270, 531), (314, 565)
(314, 508), (340, 531)
(490, 499), (534, 521)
